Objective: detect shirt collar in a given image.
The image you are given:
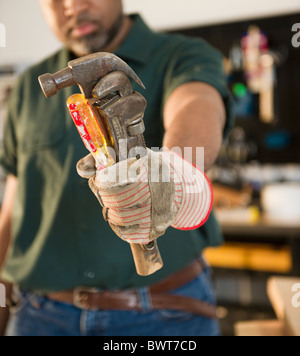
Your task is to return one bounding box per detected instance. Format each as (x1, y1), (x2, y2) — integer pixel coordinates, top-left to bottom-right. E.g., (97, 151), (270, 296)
(115, 14), (156, 64)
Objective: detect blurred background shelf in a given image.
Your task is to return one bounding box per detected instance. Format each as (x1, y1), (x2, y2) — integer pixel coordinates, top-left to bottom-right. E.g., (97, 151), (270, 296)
(205, 242), (292, 274)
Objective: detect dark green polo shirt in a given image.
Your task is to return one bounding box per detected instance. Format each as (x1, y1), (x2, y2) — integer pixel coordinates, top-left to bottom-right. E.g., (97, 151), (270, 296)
(0, 15), (233, 292)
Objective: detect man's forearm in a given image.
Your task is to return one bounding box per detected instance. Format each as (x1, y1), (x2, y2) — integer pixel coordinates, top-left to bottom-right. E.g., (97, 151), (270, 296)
(163, 82), (226, 171)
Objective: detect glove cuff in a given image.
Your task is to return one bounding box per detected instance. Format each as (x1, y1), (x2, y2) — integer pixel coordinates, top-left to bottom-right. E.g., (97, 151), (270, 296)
(160, 151), (213, 230)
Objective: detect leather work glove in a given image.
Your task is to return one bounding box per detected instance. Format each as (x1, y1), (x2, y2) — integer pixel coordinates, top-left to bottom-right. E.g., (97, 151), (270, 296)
(77, 149), (213, 244)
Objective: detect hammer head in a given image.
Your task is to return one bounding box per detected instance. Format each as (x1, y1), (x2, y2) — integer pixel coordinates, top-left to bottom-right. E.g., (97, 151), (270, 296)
(39, 52), (145, 98)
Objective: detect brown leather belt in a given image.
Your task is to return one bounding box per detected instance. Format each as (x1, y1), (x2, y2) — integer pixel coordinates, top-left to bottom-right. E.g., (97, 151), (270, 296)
(46, 259), (217, 319)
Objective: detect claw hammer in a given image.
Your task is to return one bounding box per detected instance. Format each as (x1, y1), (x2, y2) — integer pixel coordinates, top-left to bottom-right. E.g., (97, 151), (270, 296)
(38, 52), (163, 276)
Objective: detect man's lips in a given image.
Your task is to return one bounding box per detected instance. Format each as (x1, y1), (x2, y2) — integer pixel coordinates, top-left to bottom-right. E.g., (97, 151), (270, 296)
(71, 22), (98, 38)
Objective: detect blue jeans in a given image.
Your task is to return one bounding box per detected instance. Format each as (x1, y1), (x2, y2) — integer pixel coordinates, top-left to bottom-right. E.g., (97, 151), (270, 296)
(5, 264), (221, 336)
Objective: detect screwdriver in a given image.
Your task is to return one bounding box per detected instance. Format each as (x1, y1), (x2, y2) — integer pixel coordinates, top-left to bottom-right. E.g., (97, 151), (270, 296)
(67, 93), (115, 170)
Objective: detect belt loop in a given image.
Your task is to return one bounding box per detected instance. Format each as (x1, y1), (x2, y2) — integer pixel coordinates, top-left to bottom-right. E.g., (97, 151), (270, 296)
(138, 287), (152, 312)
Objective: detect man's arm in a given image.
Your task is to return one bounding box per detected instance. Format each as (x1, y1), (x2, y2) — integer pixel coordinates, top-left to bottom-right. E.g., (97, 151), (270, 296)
(0, 174), (18, 336)
(163, 82), (226, 171)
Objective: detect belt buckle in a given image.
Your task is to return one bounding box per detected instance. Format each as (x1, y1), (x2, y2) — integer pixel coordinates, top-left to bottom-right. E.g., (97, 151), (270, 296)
(73, 287), (100, 310)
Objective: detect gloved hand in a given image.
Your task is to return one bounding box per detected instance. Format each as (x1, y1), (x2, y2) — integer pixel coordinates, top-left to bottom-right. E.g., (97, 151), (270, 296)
(77, 149), (213, 244)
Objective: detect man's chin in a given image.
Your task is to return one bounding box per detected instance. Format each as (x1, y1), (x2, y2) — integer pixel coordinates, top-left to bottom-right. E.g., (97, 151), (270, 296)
(69, 45), (94, 57)
(67, 36), (109, 57)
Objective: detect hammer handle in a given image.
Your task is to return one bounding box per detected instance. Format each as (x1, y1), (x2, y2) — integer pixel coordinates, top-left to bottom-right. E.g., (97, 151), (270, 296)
(109, 116), (164, 276)
(123, 134), (163, 276)
(130, 241), (163, 276)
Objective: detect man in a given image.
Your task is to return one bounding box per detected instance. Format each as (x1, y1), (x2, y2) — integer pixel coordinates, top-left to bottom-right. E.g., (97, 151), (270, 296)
(0, 0), (233, 336)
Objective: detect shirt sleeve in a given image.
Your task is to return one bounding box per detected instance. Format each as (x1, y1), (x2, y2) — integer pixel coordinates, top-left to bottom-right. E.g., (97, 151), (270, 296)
(0, 77), (21, 177)
(162, 36), (235, 139)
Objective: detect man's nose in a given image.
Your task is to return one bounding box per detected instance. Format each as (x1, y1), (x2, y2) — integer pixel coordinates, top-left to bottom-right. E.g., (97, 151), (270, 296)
(64, 0), (89, 17)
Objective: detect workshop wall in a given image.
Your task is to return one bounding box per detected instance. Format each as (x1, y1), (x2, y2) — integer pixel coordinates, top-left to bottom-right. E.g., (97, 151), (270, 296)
(174, 13), (300, 163)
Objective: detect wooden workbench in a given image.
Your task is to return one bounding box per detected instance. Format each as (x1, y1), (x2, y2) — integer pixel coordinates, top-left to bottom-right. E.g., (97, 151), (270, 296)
(235, 277), (300, 336)
(267, 277), (300, 336)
